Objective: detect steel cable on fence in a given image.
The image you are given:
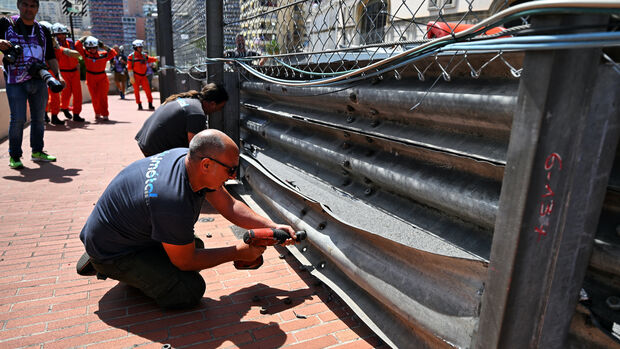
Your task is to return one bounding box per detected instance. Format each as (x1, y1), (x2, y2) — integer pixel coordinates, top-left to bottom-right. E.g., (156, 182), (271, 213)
(222, 0), (620, 86)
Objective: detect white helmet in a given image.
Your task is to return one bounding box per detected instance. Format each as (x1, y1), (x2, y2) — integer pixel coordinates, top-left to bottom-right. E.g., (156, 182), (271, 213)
(84, 36), (99, 48)
(39, 21), (53, 31)
(132, 39), (144, 49)
(52, 23), (69, 35)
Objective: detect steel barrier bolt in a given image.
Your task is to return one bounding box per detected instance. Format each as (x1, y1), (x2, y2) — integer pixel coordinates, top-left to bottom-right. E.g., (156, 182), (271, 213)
(318, 261), (326, 269)
(318, 222), (326, 230)
(346, 115), (355, 123)
(300, 208), (307, 216)
(342, 160), (351, 168)
(349, 92), (357, 103)
(364, 187), (373, 196)
(606, 296), (620, 310)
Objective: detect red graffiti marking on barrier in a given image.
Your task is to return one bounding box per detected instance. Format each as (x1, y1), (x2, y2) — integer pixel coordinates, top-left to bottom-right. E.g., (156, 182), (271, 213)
(535, 152), (562, 242)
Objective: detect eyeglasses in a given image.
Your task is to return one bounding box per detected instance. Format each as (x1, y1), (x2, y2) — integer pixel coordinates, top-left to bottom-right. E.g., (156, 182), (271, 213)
(203, 156), (238, 177)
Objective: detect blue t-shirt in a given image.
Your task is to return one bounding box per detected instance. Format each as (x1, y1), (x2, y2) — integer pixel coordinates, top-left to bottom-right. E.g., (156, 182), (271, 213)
(80, 148), (205, 262)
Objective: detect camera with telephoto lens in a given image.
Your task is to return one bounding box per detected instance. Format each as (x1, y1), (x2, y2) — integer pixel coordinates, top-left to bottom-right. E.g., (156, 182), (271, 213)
(1, 44), (23, 64)
(28, 61), (64, 93)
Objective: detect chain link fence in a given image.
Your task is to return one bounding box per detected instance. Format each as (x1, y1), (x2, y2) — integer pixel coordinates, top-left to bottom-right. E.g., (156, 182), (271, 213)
(169, 1), (620, 84)
(171, 0), (521, 70)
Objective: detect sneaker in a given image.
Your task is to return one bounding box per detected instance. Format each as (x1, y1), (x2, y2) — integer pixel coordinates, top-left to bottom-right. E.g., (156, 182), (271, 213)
(73, 114), (85, 122)
(51, 114), (65, 125)
(9, 157), (23, 169)
(148, 102), (155, 110)
(44, 113), (50, 123)
(31, 151), (57, 162)
(120, 92), (125, 99)
(62, 109), (72, 120)
(138, 103), (143, 110)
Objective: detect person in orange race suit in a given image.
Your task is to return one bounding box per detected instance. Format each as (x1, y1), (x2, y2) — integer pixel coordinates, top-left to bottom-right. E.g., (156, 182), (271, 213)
(44, 69), (63, 124)
(52, 22), (84, 122)
(75, 35), (117, 121)
(127, 39), (157, 111)
(37, 21), (63, 125)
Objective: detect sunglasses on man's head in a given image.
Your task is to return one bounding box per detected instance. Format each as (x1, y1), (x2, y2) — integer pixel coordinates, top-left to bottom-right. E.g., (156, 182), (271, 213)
(202, 156), (238, 176)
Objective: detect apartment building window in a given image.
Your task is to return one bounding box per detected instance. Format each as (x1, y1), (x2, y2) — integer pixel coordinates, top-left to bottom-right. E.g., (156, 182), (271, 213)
(428, 0), (456, 10)
(360, 0), (388, 45)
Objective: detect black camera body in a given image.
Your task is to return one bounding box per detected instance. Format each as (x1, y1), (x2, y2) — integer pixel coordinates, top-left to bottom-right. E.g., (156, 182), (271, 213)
(2, 44), (23, 64)
(28, 62), (64, 93)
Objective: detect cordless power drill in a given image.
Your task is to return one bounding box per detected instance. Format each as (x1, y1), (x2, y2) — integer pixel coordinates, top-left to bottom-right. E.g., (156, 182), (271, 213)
(233, 228), (307, 270)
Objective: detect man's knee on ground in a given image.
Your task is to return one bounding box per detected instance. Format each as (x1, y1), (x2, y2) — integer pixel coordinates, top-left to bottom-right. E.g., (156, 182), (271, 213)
(156, 271), (205, 309)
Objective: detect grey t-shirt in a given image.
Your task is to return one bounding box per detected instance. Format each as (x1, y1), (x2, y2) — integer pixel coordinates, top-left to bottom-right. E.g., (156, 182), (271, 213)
(80, 148), (206, 262)
(135, 98), (207, 157)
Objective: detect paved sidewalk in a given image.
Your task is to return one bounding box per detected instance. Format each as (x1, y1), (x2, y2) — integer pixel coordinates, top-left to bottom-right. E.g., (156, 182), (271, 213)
(0, 92), (382, 348)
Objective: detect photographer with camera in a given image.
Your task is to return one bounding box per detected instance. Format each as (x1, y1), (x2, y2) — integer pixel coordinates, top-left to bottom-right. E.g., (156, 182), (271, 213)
(0, 0), (63, 169)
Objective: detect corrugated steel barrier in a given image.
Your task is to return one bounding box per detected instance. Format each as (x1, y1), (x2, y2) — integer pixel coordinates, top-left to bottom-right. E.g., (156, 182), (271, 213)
(232, 42), (620, 348)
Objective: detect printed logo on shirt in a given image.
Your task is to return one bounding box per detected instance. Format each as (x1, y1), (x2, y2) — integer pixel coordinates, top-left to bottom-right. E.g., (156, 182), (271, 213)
(176, 98), (189, 108)
(143, 150), (170, 203)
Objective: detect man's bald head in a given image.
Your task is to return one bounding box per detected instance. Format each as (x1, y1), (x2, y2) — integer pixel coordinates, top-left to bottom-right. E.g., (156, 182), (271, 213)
(188, 129), (238, 162)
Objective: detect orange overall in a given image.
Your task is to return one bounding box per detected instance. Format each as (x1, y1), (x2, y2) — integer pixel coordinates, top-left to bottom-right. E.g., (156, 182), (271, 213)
(127, 51), (157, 105)
(56, 38), (82, 115)
(46, 70), (60, 115)
(75, 41), (117, 117)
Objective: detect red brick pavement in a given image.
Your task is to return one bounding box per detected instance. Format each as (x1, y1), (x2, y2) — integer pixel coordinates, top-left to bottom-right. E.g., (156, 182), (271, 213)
(0, 92), (383, 348)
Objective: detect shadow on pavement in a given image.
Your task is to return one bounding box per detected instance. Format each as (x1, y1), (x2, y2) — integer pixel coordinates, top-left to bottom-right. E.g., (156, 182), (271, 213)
(95, 282), (313, 347)
(2, 162), (81, 183)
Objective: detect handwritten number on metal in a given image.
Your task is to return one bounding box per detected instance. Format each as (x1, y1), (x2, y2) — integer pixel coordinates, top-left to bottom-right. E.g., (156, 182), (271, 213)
(535, 152), (562, 242)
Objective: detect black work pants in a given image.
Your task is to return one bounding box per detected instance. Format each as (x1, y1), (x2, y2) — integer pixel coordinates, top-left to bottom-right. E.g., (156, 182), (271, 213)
(91, 245), (205, 309)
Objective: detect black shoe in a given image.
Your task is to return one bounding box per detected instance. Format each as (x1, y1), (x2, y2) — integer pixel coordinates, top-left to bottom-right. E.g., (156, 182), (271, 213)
(73, 114), (85, 122)
(148, 102), (155, 110)
(138, 103), (143, 110)
(61, 109), (72, 120)
(44, 113), (50, 123)
(51, 114), (65, 125)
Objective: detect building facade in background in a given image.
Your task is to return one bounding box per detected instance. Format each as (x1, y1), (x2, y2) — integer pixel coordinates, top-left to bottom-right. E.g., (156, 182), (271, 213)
(90, 0), (124, 46)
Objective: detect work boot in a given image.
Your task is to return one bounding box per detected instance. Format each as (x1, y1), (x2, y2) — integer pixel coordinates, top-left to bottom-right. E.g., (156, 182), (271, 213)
(120, 92), (125, 99)
(137, 103), (143, 110)
(51, 114), (65, 125)
(73, 114), (85, 122)
(148, 102), (155, 110)
(44, 113), (50, 123)
(61, 109), (72, 120)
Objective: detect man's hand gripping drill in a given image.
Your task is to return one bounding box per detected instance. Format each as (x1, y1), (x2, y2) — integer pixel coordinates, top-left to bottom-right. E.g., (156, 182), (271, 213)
(234, 228), (307, 270)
